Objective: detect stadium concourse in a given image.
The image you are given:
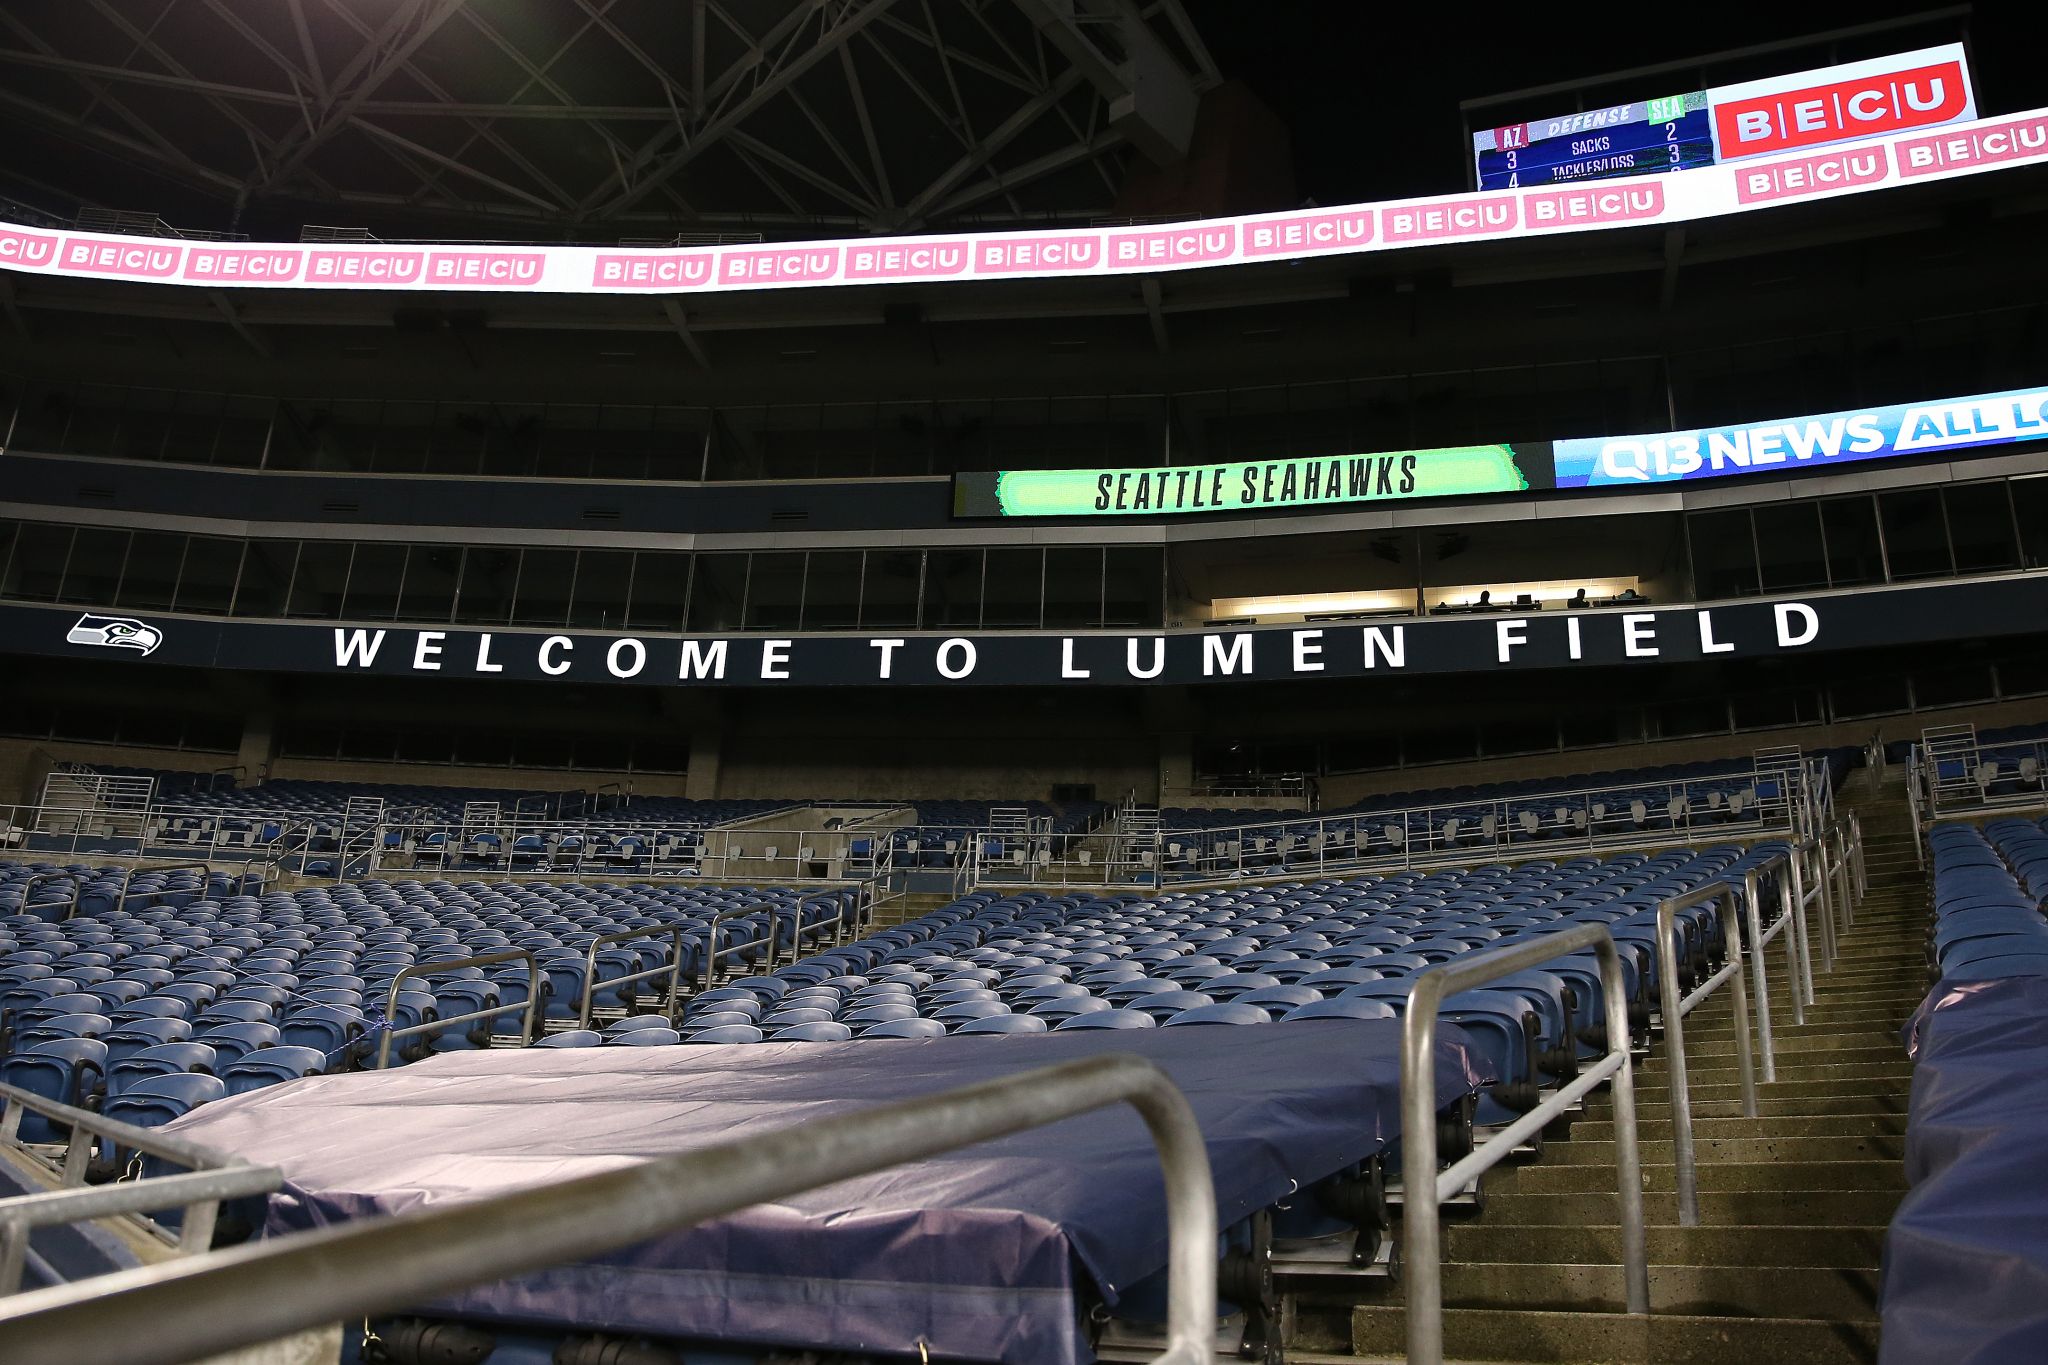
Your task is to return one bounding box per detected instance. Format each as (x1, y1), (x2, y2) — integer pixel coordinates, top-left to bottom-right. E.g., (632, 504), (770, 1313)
(1, 2), (2048, 1363)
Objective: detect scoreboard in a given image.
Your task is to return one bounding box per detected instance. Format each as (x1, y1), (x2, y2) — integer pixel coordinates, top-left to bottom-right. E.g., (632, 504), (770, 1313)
(1471, 45), (1976, 193)
(1475, 94), (1713, 190)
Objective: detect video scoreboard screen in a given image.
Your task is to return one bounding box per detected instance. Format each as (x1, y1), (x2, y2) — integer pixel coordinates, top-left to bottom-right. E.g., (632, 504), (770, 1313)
(1475, 94), (1713, 190)
(1471, 45), (1976, 192)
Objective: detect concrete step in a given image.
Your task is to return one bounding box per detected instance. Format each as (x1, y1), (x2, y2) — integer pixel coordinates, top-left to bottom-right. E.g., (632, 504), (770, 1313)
(1637, 1046), (1904, 1073)
(1473, 1187), (1905, 1227)
(1497, 1159), (1905, 1195)
(1396, 1261), (1881, 1322)
(1540, 1134), (1904, 1165)
(1568, 1114), (1905, 1141)
(1441, 1222), (1886, 1269)
(1590, 1094), (1910, 1121)
(1345, 1305), (1878, 1363)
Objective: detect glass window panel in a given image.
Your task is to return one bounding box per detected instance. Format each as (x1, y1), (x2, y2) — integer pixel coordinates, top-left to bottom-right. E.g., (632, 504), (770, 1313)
(1404, 726), (1478, 765)
(1916, 665), (1995, 708)
(455, 547), (517, 625)
(1655, 698), (1728, 737)
(2, 524), (70, 601)
(62, 527), (130, 605)
(286, 541), (350, 619)
(627, 552), (690, 631)
(1820, 497), (1883, 586)
(686, 553), (748, 632)
(1879, 488), (1952, 580)
(633, 737), (691, 773)
(511, 548), (574, 627)
(922, 549), (983, 629)
(743, 552), (805, 631)
(982, 548), (1041, 628)
(1830, 674), (1911, 718)
(397, 545), (462, 623)
(569, 550), (634, 630)
(576, 735), (632, 771)
(1103, 546), (1163, 627)
(2015, 477), (2048, 570)
(1687, 509), (1759, 599)
(236, 540), (297, 617)
(803, 550), (863, 630)
(175, 537), (242, 614)
(860, 550), (921, 629)
(1043, 547), (1104, 629)
(1944, 482), (2020, 574)
(1753, 503), (1827, 593)
(1325, 734), (1400, 772)
(115, 532), (184, 610)
(342, 542), (406, 620)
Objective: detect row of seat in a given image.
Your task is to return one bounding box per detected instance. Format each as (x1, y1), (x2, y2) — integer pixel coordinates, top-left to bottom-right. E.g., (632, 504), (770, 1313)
(1926, 821), (2048, 981)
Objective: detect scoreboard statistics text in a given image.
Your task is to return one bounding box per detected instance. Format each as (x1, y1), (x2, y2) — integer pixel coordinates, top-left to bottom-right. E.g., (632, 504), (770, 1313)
(1476, 94), (1712, 190)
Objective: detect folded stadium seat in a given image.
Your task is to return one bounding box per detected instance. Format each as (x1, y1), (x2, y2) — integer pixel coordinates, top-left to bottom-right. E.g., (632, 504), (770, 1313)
(100, 1072), (227, 1144)
(192, 1023), (283, 1064)
(15, 1010), (115, 1052)
(220, 1046), (328, 1096)
(1056, 1009), (1158, 1030)
(1164, 1003), (1272, 1027)
(759, 1007), (837, 1031)
(1283, 998), (1397, 1022)
(107, 1042), (219, 1099)
(524, 1030), (600, 1050)
(771, 1021), (853, 1043)
(600, 1027), (681, 1047)
(0, 1039), (108, 1138)
(956, 1014), (1049, 1035)
(278, 1004), (367, 1067)
(603, 1015), (676, 1036)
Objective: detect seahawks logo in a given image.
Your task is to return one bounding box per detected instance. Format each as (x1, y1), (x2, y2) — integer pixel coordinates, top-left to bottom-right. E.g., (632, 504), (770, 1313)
(66, 614), (163, 656)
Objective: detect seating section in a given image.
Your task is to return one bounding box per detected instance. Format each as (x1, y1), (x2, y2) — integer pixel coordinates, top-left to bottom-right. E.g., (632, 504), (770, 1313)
(1157, 754), (1849, 875)
(1923, 820), (2048, 982)
(0, 872), (855, 1132)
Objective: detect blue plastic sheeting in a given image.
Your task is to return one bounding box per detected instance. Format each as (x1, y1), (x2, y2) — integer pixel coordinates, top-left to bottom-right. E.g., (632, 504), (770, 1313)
(1884, 969), (2048, 1365)
(170, 1020), (1487, 1365)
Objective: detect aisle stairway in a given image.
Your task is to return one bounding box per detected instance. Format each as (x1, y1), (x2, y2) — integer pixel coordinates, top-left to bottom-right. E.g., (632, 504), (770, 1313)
(1306, 768), (1926, 1363)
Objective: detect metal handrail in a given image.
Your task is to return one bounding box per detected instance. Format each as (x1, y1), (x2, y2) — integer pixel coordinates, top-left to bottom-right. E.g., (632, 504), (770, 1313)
(13, 872), (80, 921)
(252, 819), (319, 886)
(0, 1054), (1219, 1365)
(1738, 858), (1808, 1085)
(1401, 923), (1648, 1365)
(0, 1081), (282, 1293)
(574, 925), (690, 1029)
(1656, 883), (1759, 1226)
(113, 861), (213, 915)
(375, 949), (541, 1069)
(699, 903), (779, 995)
(773, 892), (852, 964)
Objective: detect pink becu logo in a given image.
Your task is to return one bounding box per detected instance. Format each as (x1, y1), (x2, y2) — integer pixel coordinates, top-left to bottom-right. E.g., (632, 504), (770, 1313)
(1381, 197), (1518, 242)
(977, 234), (1101, 273)
(427, 251), (545, 286)
(0, 228), (57, 267)
(719, 247), (841, 285)
(1897, 113), (2048, 177)
(593, 254), (714, 288)
(1525, 183), (1665, 225)
(845, 242), (969, 280)
(1736, 148), (1887, 202)
(185, 247), (304, 282)
(1244, 209), (1374, 257)
(1107, 225), (1236, 267)
(61, 240), (183, 278)
(309, 250), (424, 283)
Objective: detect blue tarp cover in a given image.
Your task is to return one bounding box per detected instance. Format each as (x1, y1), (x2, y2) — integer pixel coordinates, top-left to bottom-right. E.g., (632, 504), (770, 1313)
(1884, 969), (2048, 1365)
(169, 1021), (1485, 1364)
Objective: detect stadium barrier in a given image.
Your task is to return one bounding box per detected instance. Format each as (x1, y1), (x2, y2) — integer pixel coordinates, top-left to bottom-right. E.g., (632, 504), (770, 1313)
(1656, 884), (1760, 1226)
(0, 1054), (1221, 1365)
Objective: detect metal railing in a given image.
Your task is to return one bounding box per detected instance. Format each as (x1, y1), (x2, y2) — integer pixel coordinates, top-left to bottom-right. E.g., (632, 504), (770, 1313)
(1401, 923), (1648, 1365)
(12, 872), (80, 921)
(0, 1054), (1219, 1365)
(1656, 884), (1759, 1226)
(374, 949), (541, 1070)
(113, 861), (214, 915)
(699, 903), (781, 995)
(0, 1082), (281, 1295)
(574, 926), (690, 1030)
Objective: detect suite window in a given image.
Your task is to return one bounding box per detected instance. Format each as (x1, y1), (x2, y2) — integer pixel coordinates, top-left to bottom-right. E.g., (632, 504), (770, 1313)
(686, 553), (747, 633)
(1944, 482), (2020, 574)
(627, 552), (690, 631)
(1043, 547), (1105, 629)
(342, 542), (406, 621)
(62, 527), (130, 606)
(177, 537), (243, 614)
(236, 540), (298, 617)
(803, 550), (863, 630)
(1104, 547), (1165, 628)
(455, 547), (517, 625)
(861, 550), (922, 630)
(743, 552), (805, 631)
(1819, 497), (1883, 586)
(115, 531), (185, 611)
(1753, 503), (1827, 593)
(1878, 489), (1952, 580)
(2012, 476), (2048, 570)
(569, 550), (634, 630)
(510, 548), (575, 627)
(981, 548), (1042, 628)
(923, 549), (984, 629)
(397, 546), (463, 623)
(1687, 509), (1760, 599)
(2, 523), (71, 602)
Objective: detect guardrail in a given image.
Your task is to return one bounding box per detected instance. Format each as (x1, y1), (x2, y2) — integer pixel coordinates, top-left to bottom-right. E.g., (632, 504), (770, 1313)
(374, 949), (541, 1070)
(0, 1054), (1219, 1365)
(699, 903), (780, 996)
(574, 925), (690, 1030)
(1739, 856), (1809, 1085)
(0, 1081), (281, 1295)
(13, 872), (80, 921)
(1401, 923), (1648, 1365)
(1656, 883), (1760, 1226)
(113, 861), (213, 915)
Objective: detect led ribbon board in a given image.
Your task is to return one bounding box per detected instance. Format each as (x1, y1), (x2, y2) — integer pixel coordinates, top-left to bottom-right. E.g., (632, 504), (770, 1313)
(1553, 385), (2048, 487)
(954, 447), (1547, 518)
(0, 79), (2036, 297)
(1473, 45), (1976, 192)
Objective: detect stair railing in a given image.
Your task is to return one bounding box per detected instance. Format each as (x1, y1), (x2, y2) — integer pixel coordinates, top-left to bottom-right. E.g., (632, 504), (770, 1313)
(1401, 922), (1649, 1365)
(1656, 883), (1760, 1226)
(573, 926), (692, 1030)
(376, 949), (542, 1069)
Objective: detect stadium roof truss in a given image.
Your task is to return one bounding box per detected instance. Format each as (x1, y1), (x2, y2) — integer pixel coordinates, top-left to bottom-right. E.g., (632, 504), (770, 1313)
(0, 0), (1220, 238)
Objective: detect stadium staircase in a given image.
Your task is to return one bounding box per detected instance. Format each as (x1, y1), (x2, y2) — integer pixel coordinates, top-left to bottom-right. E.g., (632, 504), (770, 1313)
(1304, 764), (1924, 1364)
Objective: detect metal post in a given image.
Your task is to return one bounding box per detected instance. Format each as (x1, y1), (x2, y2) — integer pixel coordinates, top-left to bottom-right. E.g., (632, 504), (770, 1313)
(1781, 853), (1817, 1006)
(1791, 838), (1834, 974)
(1402, 923), (1648, 1365)
(0, 1056), (1218, 1365)
(1658, 885), (1757, 1226)
(1739, 869), (1779, 1079)
(376, 949), (541, 1070)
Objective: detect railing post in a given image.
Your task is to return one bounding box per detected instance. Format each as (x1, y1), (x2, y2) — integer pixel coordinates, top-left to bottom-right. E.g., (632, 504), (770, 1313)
(1658, 885), (1756, 1227)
